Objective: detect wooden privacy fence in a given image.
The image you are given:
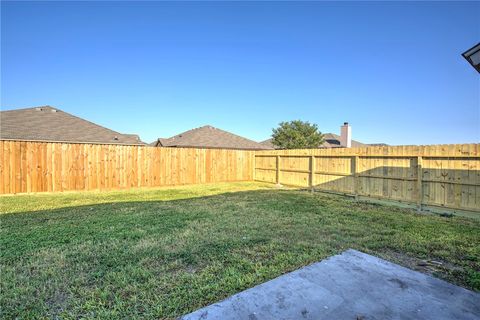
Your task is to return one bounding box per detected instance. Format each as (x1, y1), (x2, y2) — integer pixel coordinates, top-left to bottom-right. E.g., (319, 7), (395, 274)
(0, 140), (254, 194)
(1, 140), (479, 213)
(255, 144), (480, 212)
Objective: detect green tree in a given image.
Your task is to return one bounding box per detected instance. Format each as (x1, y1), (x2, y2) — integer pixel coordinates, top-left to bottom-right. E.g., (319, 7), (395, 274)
(271, 120), (324, 149)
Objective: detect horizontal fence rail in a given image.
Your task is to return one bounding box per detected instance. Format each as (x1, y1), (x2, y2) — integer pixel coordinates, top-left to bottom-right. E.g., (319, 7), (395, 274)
(254, 144), (480, 213)
(0, 140), (255, 194)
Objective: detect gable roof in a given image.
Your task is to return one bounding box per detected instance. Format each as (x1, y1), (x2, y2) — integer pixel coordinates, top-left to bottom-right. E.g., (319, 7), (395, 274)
(260, 133), (368, 149)
(150, 138), (170, 147)
(0, 106), (144, 145)
(153, 125), (271, 150)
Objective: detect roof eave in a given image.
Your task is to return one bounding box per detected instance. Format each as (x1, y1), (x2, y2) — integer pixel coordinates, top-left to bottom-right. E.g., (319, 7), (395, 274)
(0, 138), (146, 146)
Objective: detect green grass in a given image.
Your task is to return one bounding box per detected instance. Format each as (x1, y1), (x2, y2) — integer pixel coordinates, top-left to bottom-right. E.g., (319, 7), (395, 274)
(1, 182), (479, 319)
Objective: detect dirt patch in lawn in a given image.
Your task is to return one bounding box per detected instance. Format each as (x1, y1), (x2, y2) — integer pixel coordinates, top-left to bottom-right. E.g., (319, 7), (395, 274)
(378, 249), (466, 285)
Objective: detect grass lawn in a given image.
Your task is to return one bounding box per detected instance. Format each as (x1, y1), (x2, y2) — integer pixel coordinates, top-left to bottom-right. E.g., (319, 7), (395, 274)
(1, 182), (479, 319)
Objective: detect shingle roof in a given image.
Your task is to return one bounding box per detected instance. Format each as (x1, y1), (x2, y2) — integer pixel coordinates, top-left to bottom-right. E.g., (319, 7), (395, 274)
(260, 133), (368, 149)
(259, 139), (275, 149)
(0, 106), (144, 145)
(153, 125), (271, 150)
(322, 133), (367, 148)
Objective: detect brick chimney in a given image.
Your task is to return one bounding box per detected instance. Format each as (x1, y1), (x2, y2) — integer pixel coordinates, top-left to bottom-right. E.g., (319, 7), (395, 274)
(340, 122), (351, 148)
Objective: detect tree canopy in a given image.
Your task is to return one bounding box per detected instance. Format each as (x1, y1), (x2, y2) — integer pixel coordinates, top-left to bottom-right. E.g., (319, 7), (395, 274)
(271, 120), (324, 149)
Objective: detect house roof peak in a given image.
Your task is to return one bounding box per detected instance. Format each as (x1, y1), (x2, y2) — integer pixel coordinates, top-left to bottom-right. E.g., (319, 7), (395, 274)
(0, 106), (144, 145)
(153, 125), (271, 150)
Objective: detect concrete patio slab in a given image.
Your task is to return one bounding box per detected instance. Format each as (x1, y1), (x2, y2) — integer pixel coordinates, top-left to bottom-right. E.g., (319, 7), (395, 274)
(180, 249), (480, 320)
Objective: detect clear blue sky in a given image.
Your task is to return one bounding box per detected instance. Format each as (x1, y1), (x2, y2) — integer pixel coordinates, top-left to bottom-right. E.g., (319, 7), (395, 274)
(2, 1), (479, 145)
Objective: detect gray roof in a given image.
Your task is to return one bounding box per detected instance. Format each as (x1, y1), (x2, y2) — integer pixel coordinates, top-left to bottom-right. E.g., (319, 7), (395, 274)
(259, 139), (276, 149)
(0, 106), (144, 145)
(261, 133), (369, 149)
(153, 125), (271, 150)
(322, 133), (367, 148)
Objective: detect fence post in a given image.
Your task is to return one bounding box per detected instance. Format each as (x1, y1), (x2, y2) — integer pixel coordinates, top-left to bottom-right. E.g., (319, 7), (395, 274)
(276, 155), (280, 185)
(352, 156), (359, 200)
(252, 153), (256, 182)
(309, 155), (315, 192)
(417, 156), (423, 211)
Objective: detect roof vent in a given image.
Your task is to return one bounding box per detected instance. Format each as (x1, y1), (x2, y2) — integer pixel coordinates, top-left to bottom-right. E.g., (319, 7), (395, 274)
(51, 109), (57, 113)
(113, 136), (119, 141)
(35, 107), (43, 111)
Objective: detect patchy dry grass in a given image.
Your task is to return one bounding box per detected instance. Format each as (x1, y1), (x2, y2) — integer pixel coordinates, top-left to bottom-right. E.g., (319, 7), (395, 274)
(1, 182), (479, 319)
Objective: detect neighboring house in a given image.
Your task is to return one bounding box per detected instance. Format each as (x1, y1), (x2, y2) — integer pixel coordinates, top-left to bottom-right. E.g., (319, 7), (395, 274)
(261, 123), (385, 149)
(151, 125), (271, 150)
(259, 139), (276, 149)
(0, 106), (144, 145)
